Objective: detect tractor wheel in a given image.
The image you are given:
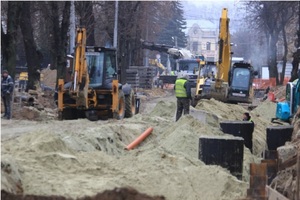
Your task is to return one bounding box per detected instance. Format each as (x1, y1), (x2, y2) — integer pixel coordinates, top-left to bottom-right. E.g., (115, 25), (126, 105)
(125, 90), (136, 118)
(85, 110), (98, 121)
(113, 90), (125, 120)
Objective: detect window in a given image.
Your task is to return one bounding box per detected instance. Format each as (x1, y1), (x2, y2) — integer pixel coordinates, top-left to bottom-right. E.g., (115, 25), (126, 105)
(105, 52), (117, 78)
(231, 68), (250, 89)
(192, 42), (198, 52)
(206, 42), (211, 50)
(193, 28), (198, 34)
(86, 52), (104, 86)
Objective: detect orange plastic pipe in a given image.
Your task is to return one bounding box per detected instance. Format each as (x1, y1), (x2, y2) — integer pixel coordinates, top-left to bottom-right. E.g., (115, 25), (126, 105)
(126, 127), (153, 150)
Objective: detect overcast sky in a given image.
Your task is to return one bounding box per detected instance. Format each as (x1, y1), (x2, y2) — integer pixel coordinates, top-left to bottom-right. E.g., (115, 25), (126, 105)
(181, 0), (247, 32)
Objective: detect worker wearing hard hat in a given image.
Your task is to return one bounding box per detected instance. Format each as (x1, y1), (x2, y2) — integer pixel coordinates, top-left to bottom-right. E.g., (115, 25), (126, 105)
(174, 73), (192, 121)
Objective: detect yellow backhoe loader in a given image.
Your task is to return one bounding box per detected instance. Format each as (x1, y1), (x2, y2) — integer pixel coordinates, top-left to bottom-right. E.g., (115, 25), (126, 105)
(56, 28), (137, 121)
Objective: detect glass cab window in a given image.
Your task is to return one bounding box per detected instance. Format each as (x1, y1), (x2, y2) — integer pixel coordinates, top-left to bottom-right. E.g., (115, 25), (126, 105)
(105, 52), (117, 79)
(231, 68), (250, 89)
(179, 61), (199, 73)
(86, 52), (104, 87)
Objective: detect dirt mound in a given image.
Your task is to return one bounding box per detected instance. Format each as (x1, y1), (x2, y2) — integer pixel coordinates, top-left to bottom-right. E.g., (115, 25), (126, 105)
(12, 89), (57, 121)
(195, 98), (272, 156)
(1, 187), (165, 200)
(41, 68), (57, 89)
(1, 114), (248, 200)
(251, 100), (276, 121)
(4, 95), (283, 199)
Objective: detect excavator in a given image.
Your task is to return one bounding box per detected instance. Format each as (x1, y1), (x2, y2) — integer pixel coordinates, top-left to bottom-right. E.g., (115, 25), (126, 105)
(273, 76), (300, 123)
(56, 27), (137, 121)
(194, 8), (257, 104)
(140, 39), (204, 88)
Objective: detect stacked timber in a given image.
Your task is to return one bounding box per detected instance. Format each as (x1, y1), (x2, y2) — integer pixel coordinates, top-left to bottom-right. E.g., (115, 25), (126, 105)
(126, 66), (156, 89)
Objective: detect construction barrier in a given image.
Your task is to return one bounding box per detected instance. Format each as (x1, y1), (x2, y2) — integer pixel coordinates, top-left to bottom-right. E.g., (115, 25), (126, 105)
(268, 92), (275, 101)
(199, 136), (244, 180)
(219, 121), (254, 153)
(253, 77), (290, 90)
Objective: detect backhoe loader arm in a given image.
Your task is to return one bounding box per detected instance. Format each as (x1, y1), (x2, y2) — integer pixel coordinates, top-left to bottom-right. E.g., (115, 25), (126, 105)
(72, 27), (89, 93)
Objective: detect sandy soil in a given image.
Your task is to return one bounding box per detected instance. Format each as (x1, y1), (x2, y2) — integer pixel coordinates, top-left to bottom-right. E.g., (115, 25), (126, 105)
(1, 88), (281, 200)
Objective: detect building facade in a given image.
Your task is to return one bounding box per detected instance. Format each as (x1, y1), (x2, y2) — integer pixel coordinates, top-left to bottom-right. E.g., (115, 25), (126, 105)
(185, 20), (218, 62)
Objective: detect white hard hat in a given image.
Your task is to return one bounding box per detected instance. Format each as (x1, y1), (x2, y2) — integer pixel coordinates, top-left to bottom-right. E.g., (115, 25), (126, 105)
(177, 72), (189, 79)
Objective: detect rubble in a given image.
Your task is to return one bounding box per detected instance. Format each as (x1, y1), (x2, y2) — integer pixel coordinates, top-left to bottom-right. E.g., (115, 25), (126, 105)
(269, 108), (300, 200)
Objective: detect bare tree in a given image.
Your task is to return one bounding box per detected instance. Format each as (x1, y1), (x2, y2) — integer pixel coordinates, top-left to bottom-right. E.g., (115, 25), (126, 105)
(246, 1), (296, 85)
(291, 2), (300, 82)
(1, 1), (21, 77)
(19, 1), (42, 90)
(46, 1), (70, 81)
(278, 2), (296, 84)
(75, 1), (95, 45)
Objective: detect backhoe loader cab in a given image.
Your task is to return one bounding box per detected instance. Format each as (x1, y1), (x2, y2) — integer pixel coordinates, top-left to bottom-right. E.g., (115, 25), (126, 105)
(85, 46), (117, 88)
(56, 28), (137, 121)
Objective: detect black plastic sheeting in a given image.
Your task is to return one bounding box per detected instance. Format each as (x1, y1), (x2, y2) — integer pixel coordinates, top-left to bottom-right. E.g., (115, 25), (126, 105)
(220, 121), (254, 153)
(199, 136), (244, 180)
(266, 125), (293, 150)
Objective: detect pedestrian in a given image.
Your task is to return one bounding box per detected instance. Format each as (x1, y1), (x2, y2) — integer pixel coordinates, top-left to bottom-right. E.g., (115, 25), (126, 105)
(243, 112), (253, 123)
(174, 73), (192, 121)
(1, 70), (14, 119)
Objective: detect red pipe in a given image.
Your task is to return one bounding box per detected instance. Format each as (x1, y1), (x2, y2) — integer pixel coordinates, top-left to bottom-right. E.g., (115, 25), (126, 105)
(126, 127), (153, 150)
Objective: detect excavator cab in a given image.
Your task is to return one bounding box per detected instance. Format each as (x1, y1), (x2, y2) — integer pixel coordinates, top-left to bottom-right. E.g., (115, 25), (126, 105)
(227, 63), (255, 103)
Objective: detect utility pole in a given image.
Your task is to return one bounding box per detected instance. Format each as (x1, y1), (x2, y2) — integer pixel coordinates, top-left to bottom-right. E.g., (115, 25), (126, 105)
(145, 13), (149, 66)
(113, 0), (118, 48)
(69, 0), (75, 54)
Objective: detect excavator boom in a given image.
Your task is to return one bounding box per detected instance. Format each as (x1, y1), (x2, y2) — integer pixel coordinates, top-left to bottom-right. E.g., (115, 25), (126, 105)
(217, 8), (231, 84)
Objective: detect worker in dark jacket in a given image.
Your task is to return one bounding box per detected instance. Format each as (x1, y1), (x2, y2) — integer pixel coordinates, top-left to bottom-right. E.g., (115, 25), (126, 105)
(243, 112), (254, 123)
(174, 74), (192, 121)
(1, 70), (14, 119)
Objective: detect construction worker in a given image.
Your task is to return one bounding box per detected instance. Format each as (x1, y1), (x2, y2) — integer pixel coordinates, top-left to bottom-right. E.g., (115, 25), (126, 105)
(243, 112), (254, 123)
(1, 70), (14, 119)
(174, 73), (192, 121)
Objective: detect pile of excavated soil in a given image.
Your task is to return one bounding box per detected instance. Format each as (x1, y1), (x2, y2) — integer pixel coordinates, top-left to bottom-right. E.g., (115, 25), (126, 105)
(2, 187), (166, 200)
(195, 98), (273, 156)
(3, 97), (280, 200)
(41, 68), (57, 89)
(11, 89), (57, 121)
(251, 100), (276, 122)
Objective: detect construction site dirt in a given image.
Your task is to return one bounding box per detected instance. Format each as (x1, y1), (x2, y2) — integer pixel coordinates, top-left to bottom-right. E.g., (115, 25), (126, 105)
(1, 87), (299, 200)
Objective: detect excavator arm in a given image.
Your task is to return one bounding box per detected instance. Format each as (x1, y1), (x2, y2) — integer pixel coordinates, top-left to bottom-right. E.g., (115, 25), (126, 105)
(72, 28), (89, 93)
(58, 27), (90, 113)
(140, 39), (193, 59)
(216, 8), (231, 88)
